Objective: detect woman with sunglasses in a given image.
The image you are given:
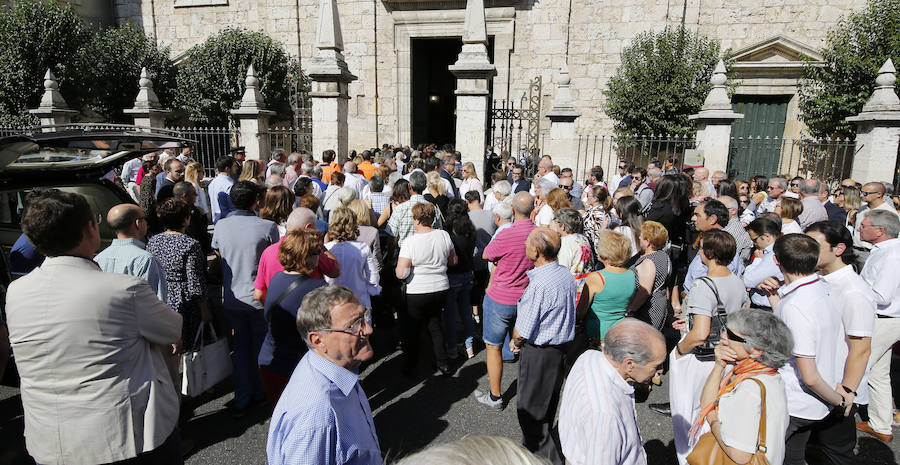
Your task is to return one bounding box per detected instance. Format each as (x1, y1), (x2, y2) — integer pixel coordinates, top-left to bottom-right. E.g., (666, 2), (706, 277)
(459, 161), (484, 204)
(691, 309), (792, 464)
(258, 229), (327, 406)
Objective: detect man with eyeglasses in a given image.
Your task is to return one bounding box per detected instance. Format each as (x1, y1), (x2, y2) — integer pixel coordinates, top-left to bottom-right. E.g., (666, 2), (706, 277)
(558, 176), (584, 210)
(852, 182), (899, 257)
(610, 161), (628, 190)
(505, 155), (517, 182)
(267, 286), (382, 465)
(629, 167), (653, 210)
(510, 164), (531, 194)
(757, 177), (787, 216)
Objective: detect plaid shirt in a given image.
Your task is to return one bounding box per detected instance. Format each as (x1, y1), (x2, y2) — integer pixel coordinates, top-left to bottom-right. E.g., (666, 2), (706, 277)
(515, 261), (577, 346)
(369, 192), (390, 217)
(724, 218), (754, 265)
(387, 194), (444, 248)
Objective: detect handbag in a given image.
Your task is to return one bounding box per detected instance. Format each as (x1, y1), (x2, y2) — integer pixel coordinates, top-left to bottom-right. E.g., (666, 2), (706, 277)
(687, 277), (728, 356)
(181, 323), (233, 397)
(687, 378), (771, 465)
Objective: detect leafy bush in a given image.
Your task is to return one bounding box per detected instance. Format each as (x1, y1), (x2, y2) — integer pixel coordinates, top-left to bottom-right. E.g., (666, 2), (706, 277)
(174, 28), (300, 125)
(603, 25), (725, 137)
(798, 0), (900, 138)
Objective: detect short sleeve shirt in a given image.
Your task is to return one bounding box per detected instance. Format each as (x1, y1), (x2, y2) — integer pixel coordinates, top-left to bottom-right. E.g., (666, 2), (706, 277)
(718, 374), (789, 465)
(685, 274), (748, 317)
(399, 229), (453, 294)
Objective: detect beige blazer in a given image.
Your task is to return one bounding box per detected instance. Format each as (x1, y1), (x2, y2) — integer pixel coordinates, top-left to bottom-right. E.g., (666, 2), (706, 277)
(6, 256), (183, 465)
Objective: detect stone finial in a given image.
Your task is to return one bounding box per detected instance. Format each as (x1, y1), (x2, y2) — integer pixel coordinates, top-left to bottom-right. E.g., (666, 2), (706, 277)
(37, 69), (70, 110)
(315, 0), (344, 53)
(688, 59), (742, 122)
(237, 64), (268, 111)
(449, 0), (495, 75)
(546, 63), (580, 121)
(132, 67), (161, 110)
(860, 58), (900, 113)
(462, 0), (488, 44)
(307, 0), (356, 84)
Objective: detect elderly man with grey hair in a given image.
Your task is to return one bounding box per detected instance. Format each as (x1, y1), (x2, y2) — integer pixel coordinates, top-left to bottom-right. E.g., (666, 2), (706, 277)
(342, 160), (367, 197)
(857, 210), (900, 442)
(267, 285), (382, 465)
(559, 318), (666, 465)
(696, 309), (793, 464)
(797, 178), (828, 229)
(266, 149), (287, 179)
(283, 152), (302, 187)
(757, 177), (787, 216)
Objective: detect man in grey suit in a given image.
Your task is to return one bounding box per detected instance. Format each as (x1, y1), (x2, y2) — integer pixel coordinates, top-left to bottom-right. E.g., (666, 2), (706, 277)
(5, 189), (183, 465)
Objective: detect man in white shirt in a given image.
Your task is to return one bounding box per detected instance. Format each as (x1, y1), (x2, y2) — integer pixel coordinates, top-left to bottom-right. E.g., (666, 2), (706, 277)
(609, 161), (629, 191)
(797, 179), (829, 230)
(559, 319), (666, 465)
(758, 177), (787, 215)
(759, 234), (854, 465)
(744, 217), (783, 310)
(342, 161), (367, 197)
(806, 221), (875, 412)
(856, 210), (900, 442)
(853, 182), (900, 253)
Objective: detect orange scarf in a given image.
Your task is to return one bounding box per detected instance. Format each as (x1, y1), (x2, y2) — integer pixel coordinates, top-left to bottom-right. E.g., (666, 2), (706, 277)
(688, 359), (776, 443)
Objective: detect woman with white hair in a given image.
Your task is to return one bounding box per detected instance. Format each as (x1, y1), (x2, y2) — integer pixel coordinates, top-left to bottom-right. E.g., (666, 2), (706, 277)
(690, 309), (792, 465)
(533, 176), (560, 227)
(485, 179), (512, 212)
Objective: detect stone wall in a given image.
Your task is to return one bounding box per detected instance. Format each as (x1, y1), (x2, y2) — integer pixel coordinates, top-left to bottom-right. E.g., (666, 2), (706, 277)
(115, 0), (866, 151)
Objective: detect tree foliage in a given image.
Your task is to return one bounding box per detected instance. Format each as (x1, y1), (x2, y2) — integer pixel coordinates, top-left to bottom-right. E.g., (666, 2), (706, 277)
(798, 0), (900, 139)
(174, 28), (300, 125)
(603, 26), (725, 137)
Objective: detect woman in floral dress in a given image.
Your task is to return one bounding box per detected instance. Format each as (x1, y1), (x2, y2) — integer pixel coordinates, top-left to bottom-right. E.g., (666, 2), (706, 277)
(148, 198), (211, 351)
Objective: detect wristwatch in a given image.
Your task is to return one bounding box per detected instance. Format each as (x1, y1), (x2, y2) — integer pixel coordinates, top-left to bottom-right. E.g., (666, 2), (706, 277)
(841, 385), (858, 396)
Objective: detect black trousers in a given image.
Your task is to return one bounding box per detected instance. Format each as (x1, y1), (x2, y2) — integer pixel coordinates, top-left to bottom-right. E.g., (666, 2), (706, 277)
(403, 290), (448, 368)
(517, 342), (566, 465)
(102, 428), (182, 465)
(784, 409), (855, 465)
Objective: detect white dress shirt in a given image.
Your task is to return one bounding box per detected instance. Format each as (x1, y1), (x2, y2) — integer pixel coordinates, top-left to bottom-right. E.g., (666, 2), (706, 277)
(860, 237), (900, 317)
(343, 173), (367, 197)
(743, 244), (783, 307)
(121, 157), (142, 184)
(559, 350), (647, 465)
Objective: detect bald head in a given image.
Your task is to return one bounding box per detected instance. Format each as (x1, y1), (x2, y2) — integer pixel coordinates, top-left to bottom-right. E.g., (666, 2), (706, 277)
(106, 204), (145, 237)
(343, 161), (357, 173)
(694, 167), (709, 181)
(863, 182), (886, 195)
(604, 318), (666, 365)
(512, 192), (535, 219)
(527, 227), (562, 261)
(538, 156), (553, 174)
(286, 207), (317, 232)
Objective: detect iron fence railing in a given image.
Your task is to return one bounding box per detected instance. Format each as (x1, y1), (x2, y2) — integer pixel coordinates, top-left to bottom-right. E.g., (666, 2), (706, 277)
(164, 126), (241, 178)
(574, 134), (696, 185)
(728, 136), (858, 186)
(267, 126), (313, 155)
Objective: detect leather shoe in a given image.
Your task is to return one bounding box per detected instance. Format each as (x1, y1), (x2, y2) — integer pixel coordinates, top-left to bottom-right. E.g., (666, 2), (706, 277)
(649, 402), (671, 416)
(856, 421), (893, 442)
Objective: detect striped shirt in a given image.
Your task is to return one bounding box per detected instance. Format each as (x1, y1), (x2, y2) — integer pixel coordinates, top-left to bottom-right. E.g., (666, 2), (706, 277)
(559, 350), (647, 465)
(483, 219), (536, 305)
(515, 262), (577, 346)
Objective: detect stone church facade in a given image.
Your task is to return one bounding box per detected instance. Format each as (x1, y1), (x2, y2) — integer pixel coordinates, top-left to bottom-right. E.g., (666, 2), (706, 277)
(107, 0), (864, 152)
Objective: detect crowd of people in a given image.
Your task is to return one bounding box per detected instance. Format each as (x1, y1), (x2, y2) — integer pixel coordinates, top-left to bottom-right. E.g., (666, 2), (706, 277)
(3, 142), (900, 465)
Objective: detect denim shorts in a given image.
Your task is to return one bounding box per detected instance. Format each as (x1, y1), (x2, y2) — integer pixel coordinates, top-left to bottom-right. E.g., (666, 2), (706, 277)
(482, 294), (517, 346)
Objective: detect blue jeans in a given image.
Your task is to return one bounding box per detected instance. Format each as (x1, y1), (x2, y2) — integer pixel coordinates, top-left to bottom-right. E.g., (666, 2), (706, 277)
(444, 272), (475, 350)
(482, 294), (515, 360)
(224, 308), (267, 408)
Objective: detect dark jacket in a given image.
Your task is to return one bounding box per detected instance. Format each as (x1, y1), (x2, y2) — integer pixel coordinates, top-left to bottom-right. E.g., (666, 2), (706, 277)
(512, 179), (531, 194)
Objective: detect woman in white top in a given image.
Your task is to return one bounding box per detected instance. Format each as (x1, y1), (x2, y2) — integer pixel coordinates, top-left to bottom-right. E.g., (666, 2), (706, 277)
(459, 161), (484, 204)
(776, 196), (804, 234)
(694, 309), (792, 465)
(533, 178), (567, 227)
(396, 202), (457, 376)
(325, 207), (381, 308)
(346, 199), (382, 271)
(185, 162), (209, 218)
(669, 230), (750, 465)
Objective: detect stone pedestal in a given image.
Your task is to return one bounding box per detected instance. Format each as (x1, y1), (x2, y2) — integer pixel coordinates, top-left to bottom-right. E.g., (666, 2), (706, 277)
(124, 68), (169, 130)
(449, 0), (496, 180)
(546, 64), (581, 177)
(231, 65), (274, 161)
(847, 59), (900, 183)
(308, 0), (357, 161)
(28, 69), (77, 131)
(688, 60), (742, 174)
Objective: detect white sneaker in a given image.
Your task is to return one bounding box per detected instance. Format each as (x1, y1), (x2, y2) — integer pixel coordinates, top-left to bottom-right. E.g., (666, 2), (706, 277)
(473, 389), (504, 411)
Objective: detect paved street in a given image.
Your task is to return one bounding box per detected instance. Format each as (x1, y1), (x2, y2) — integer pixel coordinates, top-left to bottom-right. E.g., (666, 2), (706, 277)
(3, 330), (900, 464)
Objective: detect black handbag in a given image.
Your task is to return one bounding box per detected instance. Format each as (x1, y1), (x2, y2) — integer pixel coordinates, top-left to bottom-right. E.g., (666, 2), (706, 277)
(688, 277), (728, 356)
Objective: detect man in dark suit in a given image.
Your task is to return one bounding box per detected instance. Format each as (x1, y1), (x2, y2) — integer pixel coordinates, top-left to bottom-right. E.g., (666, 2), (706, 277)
(511, 164), (531, 193)
(821, 184), (848, 225)
(434, 154), (460, 198)
(505, 155), (517, 183)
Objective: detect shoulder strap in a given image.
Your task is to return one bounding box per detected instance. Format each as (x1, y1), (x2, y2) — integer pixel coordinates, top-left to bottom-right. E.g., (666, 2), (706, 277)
(698, 277), (726, 316)
(267, 275), (310, 321)
(747, 377), (768, 453)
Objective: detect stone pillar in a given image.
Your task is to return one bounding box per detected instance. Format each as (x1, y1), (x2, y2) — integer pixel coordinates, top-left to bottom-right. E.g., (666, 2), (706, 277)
(307, 0), (357, 162)
(231, 65), (274, 161)
(847, 59), (900, 183)
(449, 0), (496, 181)
(546, 64), (581, 177)
(688, 60), (743, 174)
(28, 69), (77, 131)
(124, 68), (169, 130)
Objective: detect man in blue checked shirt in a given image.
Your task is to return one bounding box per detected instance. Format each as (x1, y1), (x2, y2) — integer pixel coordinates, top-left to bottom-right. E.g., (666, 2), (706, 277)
(510, 227), (577, 465)
(267, 286), (382, 465)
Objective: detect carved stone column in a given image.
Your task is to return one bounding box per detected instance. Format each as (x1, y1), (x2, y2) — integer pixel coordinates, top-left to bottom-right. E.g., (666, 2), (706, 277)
(847, 59), (900, 184)
(688, 60), (743, 174)
(231, 65), (275, 161)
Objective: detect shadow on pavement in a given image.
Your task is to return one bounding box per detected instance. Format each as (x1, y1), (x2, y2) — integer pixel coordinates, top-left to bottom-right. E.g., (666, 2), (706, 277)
(644, 439), (675, 465)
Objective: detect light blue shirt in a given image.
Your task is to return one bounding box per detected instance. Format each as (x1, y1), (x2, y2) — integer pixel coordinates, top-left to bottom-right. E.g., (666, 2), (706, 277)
(267, 351), (382, 465)
(94, 238), (167, 302)
(515, 262), (577, 346)
(208, 174), (235, 224)
(683, 250), (742, 294)
(743, 243), (783, 307)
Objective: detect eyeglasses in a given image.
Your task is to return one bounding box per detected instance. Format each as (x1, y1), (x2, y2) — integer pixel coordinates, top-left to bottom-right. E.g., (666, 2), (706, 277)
(790, 183), (800, 188)
(316, 309), (372, 337)
(861, 191), (879, 196)
(558, 184), (573, 190)
(725, 327), (746, 343)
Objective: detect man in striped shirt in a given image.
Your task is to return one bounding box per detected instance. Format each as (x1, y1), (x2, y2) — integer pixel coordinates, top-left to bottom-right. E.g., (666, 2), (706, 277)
(559, 319), (666, 465)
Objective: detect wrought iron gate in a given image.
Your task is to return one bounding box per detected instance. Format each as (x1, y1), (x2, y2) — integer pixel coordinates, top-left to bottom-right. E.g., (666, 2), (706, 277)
(269, 72), (313, 154)
(488, 76), (542, 178)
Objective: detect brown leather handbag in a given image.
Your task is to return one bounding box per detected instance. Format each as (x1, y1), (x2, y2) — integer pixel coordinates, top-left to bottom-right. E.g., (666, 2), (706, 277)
(686, 377), (771, 465)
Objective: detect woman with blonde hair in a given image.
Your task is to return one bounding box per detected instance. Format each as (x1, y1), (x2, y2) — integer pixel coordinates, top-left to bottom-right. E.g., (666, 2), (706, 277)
(775, 196), (803, 234)
(325, 207), (381, 309)
(239, 159), (263, 184)
(347, 199), (382, 270)
(425, 171), (449, 216)
(397, 435), (549, 465)
(576, 230), (637, 343)
(260, 186), (296, 237)
(840, 184), (862, 229)
(184, 161), (209, 217)
(459, 161), (484, 203)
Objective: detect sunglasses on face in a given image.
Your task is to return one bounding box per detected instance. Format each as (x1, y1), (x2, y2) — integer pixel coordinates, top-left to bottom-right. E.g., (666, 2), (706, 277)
(559, 184), (573, 190)
(790, 183), (800, 188)
(725, 327), (746, 343)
